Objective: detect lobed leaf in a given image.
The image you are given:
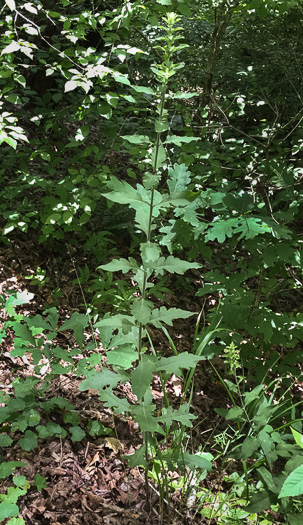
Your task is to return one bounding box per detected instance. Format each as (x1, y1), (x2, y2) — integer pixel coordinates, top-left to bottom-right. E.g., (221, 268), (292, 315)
(150, 306), (195, 327)
(99, 388), (132, 414)
(153, 255), (201, 276)
(79, 369), (123, 392)
(158, 404), (196, 428)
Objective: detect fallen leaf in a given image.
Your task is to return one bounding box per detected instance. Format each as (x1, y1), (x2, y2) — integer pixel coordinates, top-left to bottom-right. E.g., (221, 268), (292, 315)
(85, 451), (100, 473)
(105, 437), (123, 454)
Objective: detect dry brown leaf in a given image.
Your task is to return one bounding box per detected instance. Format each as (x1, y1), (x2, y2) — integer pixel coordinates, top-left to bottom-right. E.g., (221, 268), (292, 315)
(87, 492), (103, 510)
(85, 451), (100, 473)
(105, 437), (123, 454)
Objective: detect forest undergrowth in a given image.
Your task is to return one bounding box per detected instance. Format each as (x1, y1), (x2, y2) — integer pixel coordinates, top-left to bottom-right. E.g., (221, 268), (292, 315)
(1, 1), (303, 524)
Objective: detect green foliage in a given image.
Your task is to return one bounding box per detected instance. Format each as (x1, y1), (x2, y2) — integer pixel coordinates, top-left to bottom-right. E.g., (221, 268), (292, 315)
(278, 429), (303, 499)
(0, 463), (27, 480)
(211, 344), (303, 521)
(0, 463), (28, 525)
(34, 473), (47, 492)
(1, 0), (303, 521)
(1, 292), (108, 455)
(18, 430), (38, 451)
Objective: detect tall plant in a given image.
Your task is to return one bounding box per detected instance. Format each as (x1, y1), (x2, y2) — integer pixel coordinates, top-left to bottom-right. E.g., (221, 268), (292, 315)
(79, 12), (213, 512)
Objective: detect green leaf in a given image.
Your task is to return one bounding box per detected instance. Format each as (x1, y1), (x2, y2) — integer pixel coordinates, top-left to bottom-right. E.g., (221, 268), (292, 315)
(181, 452), (213, 471)
(5, 94), (22, 104)
(102, 179), (142, 205)
(99, 258), (139, 273)
(6, 518), (25, 525)
(87, 420), (112, 437)
(279, 465), (303, 498)
(2, 485), (26, 503)
(0, 391), (8, 403)
(26, 315), (52, 332)
(13, 476), (27, 488)
(11, 418), (28, 433)
(94, 314), (135, 332)
(131, 85), (155, 95)
(123, 94), (136, 103)
(155, 353), (203, 374)
(207, 218), (238, 243)
(112, 72), (131, 86)
(12, 323), (35, 345)
(79, 369), (122, 392)
(141, 242), (161, 267)
(124, 445), (147, 467)
(19, 430), (38, 451)
(131, 356), (154, 399)
(153, 255), (201, 276)
(122, 135), (151, 145)
(284, 514), (302, 525)
(0, 502), (19, 521)
(36, 425), (51, 438)
(177, 3), (191, 16)
(132, 201), (153, 237)
(173, 92), (198, 99)
(36, 422), (64, 438)
(225, 406), (245, 422)
(245, 490), (276, 513)
(158, 404), (196, 428)
(42, 397), (74, 412)
(132, 405), (161, 432)
(34, 473), (46, 492)
(106, 344), (138, 369)
(52, 347), (73, 364)
(291, 427), (303, 449)
(167, 163), (191, 193)
(132, 391), (161, 433)
(131, 300), (153, 324)
(150, 306), (195, 327)
(6, 398), (26, 411)
(258, 426), (274, 455)
(99, 388), (132, 414)
(49, 423), (66, 436)
(143, 171), (161, 190)
(0, 434), (13, 447)
(164, 135), (199, 146)
(258, 466), (277, 494)
(155, 120), (169, 133)
(243, 384), (264, 405)
(64, 411), (81, 426)
(69, 426), (86, 442)
(5, 137), (18, 149)
(149, 15), (158, 26)
(0, 457), (24, 477)
(58, 312), (89, 347)
(235, 217), (271, 240)
(241, 436), (260, 459)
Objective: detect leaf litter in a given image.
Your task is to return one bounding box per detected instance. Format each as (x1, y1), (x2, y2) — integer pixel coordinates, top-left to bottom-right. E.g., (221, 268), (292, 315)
(0, 230), (287, 524)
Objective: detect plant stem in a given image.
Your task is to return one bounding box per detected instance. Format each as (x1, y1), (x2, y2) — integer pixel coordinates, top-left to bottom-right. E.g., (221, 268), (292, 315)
(138, 87), (167, 362)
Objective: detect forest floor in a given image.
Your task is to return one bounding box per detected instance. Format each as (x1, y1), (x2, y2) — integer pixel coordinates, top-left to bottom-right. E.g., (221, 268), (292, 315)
(0, 230), (286, 525)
